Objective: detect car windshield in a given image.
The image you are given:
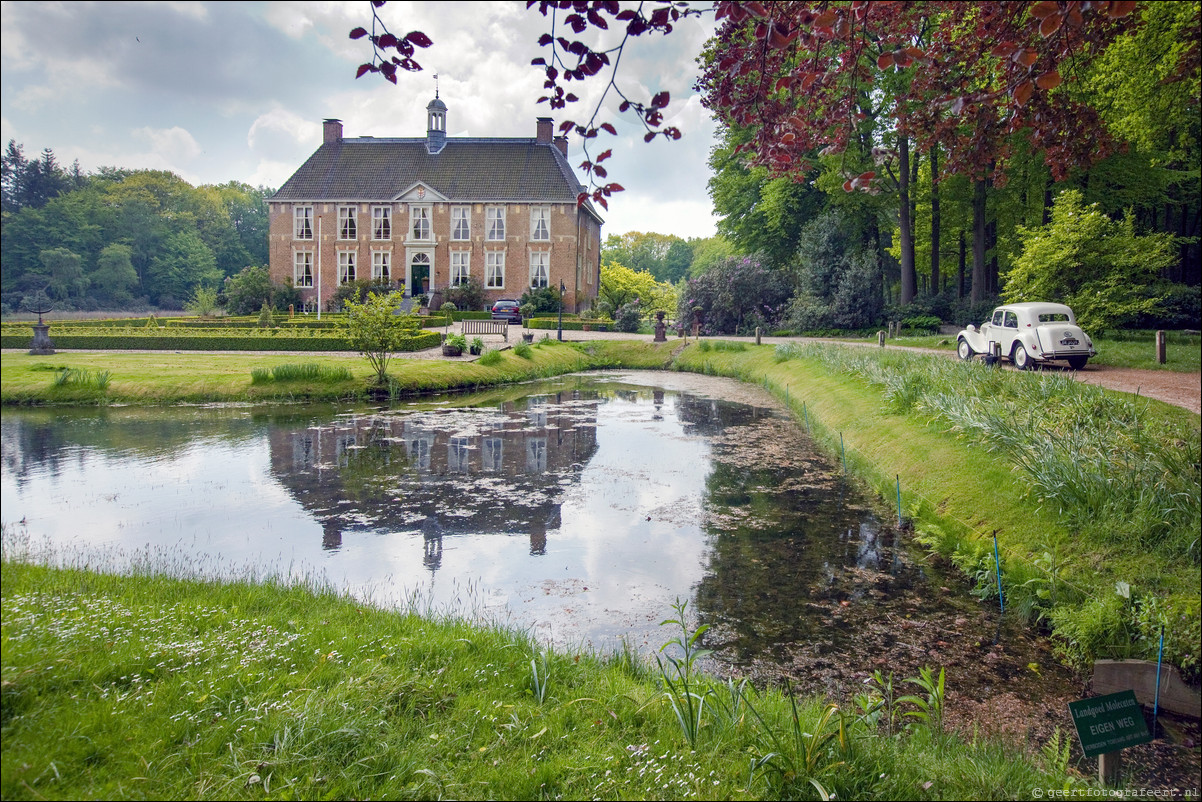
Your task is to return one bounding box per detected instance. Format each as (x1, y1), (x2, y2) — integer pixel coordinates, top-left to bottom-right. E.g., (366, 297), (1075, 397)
(1038, 313), (1070, 322)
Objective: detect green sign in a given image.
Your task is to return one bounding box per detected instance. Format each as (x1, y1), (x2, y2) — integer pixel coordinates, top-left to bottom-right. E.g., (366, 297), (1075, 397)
(1068, 690), (1152, 758)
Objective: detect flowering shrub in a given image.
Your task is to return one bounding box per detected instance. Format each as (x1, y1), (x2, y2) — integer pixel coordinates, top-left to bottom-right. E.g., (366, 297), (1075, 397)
(613, 299), (643, 332)
(675, 255), (791, 335)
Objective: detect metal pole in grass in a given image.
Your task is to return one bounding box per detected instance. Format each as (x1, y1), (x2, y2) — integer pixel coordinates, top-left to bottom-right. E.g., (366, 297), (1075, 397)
(840, 433), (846, 474)
(1153, 625), (1165, 735)
(802, 401), (809, 431)
(896, 475), (903, 528)
(992, 530), (1005, 613)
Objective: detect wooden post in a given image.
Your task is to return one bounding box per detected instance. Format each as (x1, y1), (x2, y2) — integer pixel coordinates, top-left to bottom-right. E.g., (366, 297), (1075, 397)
(1098, 750), (1121, 786)
(755, 326), (762, 346)
(1156, 330), (1167, 364)
(878, 331), (886, 347)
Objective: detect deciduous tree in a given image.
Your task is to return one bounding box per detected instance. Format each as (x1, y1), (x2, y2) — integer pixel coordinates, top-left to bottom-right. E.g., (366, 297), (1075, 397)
(339, 291), (414, 385)
(1004, 189), (1175, 330)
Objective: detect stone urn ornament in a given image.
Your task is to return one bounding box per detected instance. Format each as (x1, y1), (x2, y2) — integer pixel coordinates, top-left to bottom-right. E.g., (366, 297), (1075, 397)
(653, 310), (667, 342)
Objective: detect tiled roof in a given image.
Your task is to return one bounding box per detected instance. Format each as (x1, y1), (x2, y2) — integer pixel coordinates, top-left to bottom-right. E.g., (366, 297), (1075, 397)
(271, 137), (587, 205)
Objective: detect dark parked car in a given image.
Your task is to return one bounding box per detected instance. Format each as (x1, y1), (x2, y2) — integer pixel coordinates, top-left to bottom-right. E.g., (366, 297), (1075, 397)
(491, 299), (522, 323)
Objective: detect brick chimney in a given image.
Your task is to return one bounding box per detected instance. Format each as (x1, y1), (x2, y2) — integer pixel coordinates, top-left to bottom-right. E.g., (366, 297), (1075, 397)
(323, 118), (343, 144)
(553, 135), (568, 156)
(536, 117), (554, 144)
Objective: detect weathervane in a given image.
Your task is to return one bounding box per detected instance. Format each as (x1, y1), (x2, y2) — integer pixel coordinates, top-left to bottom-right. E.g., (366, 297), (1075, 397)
(434, 72), (439, 98)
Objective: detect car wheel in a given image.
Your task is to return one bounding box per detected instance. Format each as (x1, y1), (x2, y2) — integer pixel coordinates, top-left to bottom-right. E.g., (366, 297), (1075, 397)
(957, 338), (974, 361)
(1013, 343), (1033, 370)
(1067, 356), (1088, 370)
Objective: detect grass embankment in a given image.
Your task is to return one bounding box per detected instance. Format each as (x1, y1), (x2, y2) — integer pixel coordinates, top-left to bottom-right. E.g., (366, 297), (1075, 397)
(1, 557), (1082, 801)
(850, 331), (1201, 372)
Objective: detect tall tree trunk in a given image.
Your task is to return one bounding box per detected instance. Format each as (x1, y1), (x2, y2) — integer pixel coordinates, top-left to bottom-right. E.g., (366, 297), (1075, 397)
(1043, 183), (1053, 225)
(958, 230), (966, 300)
(898, 135), (916, 306)
(971, 178), (987, 306)
(930, 145), (940, 296)
(987, 217), (998, 294)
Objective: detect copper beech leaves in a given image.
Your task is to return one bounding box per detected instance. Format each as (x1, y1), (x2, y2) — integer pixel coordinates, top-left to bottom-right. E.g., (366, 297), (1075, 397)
(699, 0), (1144, 186)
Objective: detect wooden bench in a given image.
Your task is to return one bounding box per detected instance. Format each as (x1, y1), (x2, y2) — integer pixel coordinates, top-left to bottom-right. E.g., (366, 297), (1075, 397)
(462, 319), (509, 341)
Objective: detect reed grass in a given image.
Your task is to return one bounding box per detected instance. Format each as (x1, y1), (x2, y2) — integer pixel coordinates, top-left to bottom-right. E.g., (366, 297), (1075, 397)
(249, 362), (354, 385)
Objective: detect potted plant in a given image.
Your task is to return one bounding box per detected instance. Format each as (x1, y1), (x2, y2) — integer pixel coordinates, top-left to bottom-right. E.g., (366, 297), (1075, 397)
(469, 336), (484, 355)
(442, 332), (467, 357)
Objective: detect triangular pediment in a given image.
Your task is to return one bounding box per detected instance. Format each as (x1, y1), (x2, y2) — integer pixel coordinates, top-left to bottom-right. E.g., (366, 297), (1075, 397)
(395, 182), (447, 202)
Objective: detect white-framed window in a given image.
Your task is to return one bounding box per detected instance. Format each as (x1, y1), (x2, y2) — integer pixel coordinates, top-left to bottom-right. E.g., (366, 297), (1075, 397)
(530, 206), (550, 241)
(338, 206), (357, 240)
(410, 204), (432, 241)
(482, 437), (503, 472)
(485, 250), (505, 288)
(526, 437), (547, 473)
(405, 434), (432, 472)
(372, 206), (392, 240)
(451, 206), (471, 240)
(338, 251), (356, 284)
(293, 251), (314, 287)
(294, 206), (313, 240)
(448, 436), (471, 473)
(450, 251), (470, 286)
(371, 251), (391, 281)
(529, 250), (549, 288)
(486, 206), (505, 241)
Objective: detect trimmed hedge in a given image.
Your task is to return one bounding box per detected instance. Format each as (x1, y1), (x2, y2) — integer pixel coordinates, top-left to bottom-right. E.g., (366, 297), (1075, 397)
(525, 318), (610, 331)
(0, 328), (441, 352)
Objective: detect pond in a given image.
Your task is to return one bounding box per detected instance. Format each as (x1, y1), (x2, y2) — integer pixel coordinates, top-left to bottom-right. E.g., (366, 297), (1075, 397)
(1, 370), (1072, 706)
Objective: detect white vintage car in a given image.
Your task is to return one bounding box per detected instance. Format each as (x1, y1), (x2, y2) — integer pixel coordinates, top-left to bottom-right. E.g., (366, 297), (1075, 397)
(957, 302), (1096, 370)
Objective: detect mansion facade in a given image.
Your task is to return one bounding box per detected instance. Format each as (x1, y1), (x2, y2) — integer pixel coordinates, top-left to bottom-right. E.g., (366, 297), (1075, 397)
(267, 96), (603, 312)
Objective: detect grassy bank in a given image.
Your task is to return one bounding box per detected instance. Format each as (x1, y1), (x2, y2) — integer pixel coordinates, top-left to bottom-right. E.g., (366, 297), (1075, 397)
(1, 556), (1083, 801)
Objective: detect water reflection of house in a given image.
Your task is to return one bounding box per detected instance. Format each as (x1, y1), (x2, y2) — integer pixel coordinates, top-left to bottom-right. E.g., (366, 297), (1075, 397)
(267, 393), (598, 564)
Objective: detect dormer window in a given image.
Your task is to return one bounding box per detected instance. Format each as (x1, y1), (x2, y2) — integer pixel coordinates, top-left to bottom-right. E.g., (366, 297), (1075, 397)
(410, 205), (432, 241)
(486, 206), (505, 241)
(338, 206), (357, 240)
(294, 206), (313, 240)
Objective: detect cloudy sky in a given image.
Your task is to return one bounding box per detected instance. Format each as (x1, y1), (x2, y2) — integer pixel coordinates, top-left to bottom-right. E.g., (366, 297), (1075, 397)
(0, 1), (721, 238)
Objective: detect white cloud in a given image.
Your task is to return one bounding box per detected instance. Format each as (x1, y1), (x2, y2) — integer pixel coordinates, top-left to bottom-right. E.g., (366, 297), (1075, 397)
(247, 159), (304, 191)
(134, 126), (203, 164)
(248, 108), (319, 151)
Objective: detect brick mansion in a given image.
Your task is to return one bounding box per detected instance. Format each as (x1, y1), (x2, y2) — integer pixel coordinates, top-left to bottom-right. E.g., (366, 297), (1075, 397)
(268, 94), (604, 312)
